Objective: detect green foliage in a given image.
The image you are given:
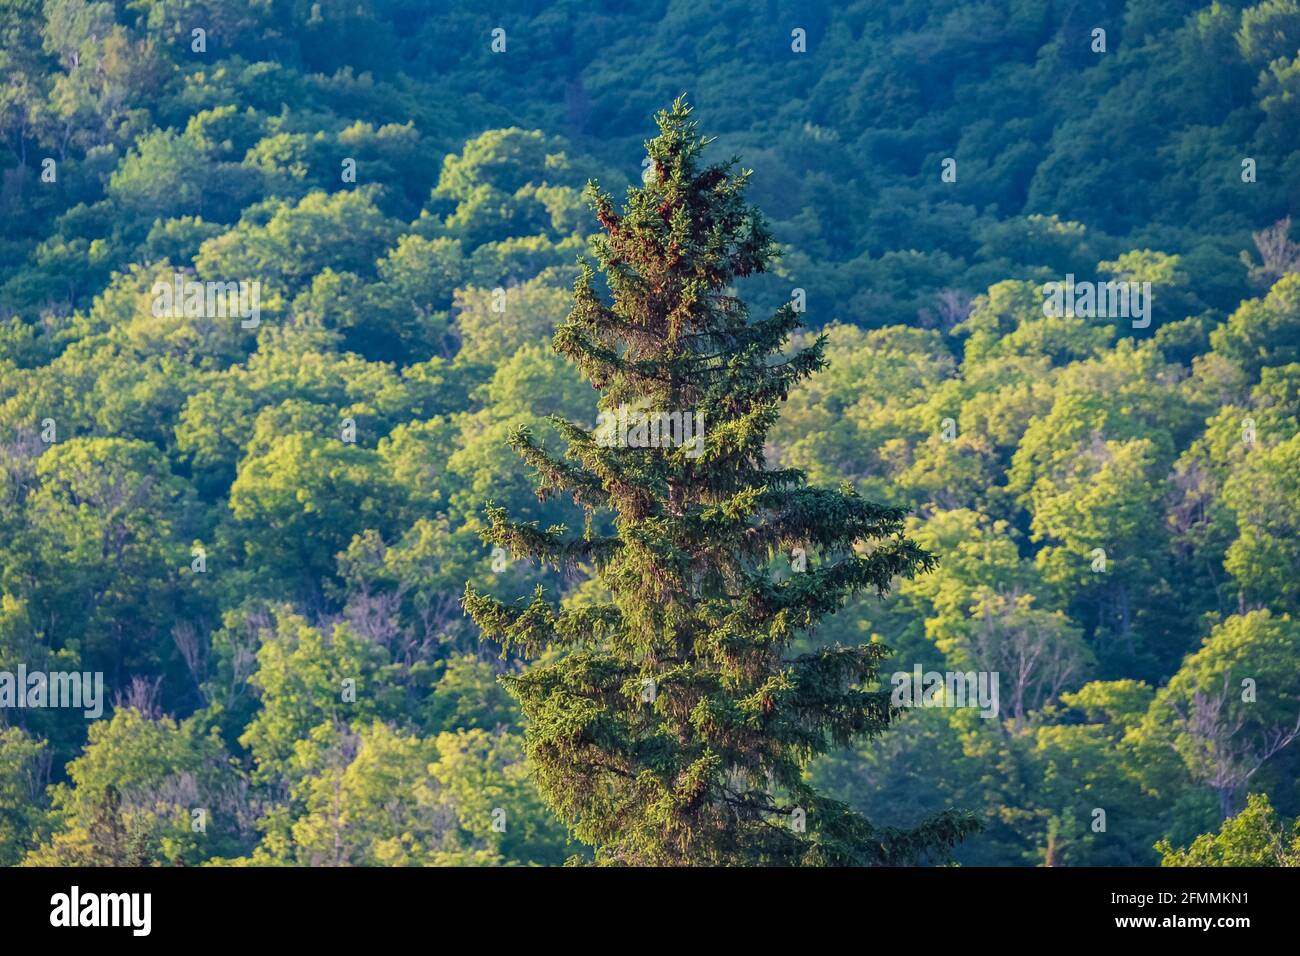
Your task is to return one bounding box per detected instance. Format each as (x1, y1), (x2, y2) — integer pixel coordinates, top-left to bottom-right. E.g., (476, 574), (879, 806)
(0, 726), (48, 865)
(1157, 792), (1300, 866)
(25, 707), (240, 866)
(1, 0), (1298, 869)
(1142, 611), (1300, 819)
(463, 100), (975, 865)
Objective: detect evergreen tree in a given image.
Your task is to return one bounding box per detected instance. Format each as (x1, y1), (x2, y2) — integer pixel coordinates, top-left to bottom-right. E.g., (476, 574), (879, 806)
(463, 98), (978, 865)
(85, 785), (150, 867)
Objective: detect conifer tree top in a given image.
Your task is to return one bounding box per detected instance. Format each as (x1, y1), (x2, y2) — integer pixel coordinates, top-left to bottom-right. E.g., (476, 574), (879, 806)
(464, 97), (977, 865)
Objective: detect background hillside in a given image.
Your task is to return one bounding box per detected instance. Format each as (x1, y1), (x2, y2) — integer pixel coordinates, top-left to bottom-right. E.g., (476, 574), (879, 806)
(1, 0), (1299, 866)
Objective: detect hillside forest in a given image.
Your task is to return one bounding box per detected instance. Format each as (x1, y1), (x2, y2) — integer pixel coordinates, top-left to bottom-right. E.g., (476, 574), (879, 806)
(2, 0), (1300, 866)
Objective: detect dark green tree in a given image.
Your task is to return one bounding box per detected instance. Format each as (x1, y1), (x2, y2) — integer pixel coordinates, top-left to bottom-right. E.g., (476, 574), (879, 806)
(463, 99), (978, 865)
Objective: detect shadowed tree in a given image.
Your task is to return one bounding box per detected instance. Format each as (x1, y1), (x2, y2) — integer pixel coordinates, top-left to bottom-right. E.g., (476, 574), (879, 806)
(463, 98), (977, 865)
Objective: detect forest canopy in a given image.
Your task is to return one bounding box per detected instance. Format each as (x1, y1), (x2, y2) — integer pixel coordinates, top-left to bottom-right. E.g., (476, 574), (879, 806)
(1, 0), (1299, 867)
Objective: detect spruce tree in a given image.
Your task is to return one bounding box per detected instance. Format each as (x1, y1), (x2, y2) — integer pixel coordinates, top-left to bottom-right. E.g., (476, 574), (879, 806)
(463, 98), (978, 865)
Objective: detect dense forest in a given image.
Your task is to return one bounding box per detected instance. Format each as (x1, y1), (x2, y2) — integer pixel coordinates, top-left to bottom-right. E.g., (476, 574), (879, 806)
(1, 0), (1299, 866)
